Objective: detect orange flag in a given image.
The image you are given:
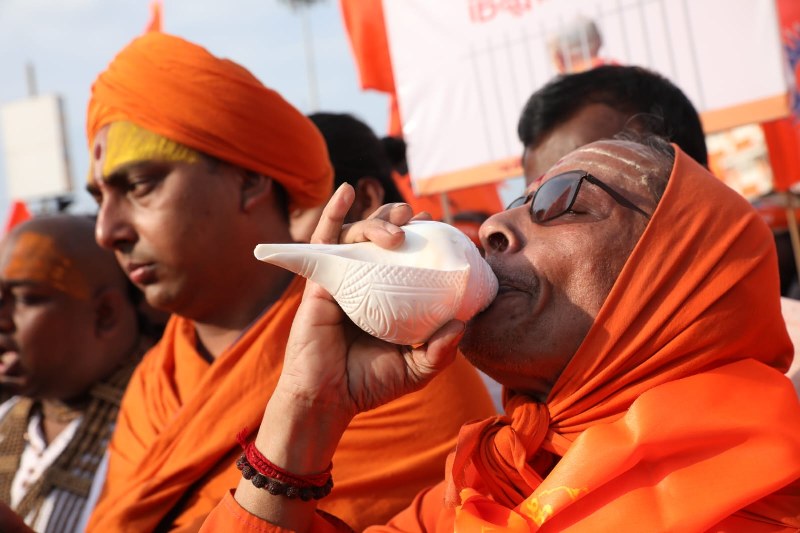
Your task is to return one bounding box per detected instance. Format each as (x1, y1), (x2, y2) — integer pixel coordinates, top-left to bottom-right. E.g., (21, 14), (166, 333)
(144, 0), (162, 33)
(3, 201), (32, 234)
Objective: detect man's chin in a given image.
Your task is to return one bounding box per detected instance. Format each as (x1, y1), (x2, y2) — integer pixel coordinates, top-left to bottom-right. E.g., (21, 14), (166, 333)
(460, 319), (505, 372)
(0, 376), (29, 397)
(141, 285), (180, 314)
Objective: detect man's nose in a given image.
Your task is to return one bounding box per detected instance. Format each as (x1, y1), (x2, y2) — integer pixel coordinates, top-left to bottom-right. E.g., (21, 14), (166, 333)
(95, 197), (136, 251)
(479, 209), (525, 255)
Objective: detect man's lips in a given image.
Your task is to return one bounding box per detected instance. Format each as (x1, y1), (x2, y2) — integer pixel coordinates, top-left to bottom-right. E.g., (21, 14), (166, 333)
(126, 262), (157, 284)
(496, 281), (529, 295)
(0, 351), (25, 386)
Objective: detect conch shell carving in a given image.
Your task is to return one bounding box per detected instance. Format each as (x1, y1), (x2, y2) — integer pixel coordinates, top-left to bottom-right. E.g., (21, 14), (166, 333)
(254, 221), (498, 345)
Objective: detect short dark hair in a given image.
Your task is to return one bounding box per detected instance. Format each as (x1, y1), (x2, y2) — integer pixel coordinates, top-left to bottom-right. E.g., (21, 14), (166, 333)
(309, 112), (405, 204)
(517, 66), (707, 166)
(380, 136), (408, 176)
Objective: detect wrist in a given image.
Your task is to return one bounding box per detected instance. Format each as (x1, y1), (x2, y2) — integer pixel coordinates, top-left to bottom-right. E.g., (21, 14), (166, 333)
(254, 390), (352, 475)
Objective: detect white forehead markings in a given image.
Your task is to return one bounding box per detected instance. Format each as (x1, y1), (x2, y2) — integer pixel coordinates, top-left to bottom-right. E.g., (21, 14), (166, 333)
(577, 143), (667, 194)
(579, 144), (651, 173)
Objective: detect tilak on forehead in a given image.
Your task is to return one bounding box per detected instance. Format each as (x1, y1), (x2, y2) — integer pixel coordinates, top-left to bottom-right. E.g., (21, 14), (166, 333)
(90, 121), (201, 183)
(528, 141), (658, 193)
(86, 32), (333, 208)
(578, 142), (657, 171)
(1, 232), (90, 300)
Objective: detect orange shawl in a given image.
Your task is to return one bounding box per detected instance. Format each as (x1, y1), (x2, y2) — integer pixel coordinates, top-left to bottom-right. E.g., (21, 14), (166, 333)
(87, 32), (332, 209)
(204, 146), (800, 532)
(440, 147), (800, 531)
(87, 278), (496, 531)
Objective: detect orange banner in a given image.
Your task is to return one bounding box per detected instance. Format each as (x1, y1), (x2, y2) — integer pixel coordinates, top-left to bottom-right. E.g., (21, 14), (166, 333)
(763, 0), (800, 191)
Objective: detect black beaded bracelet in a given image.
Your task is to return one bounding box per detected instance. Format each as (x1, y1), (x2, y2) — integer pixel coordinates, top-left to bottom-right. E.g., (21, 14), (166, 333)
(236, 454), (334, 501)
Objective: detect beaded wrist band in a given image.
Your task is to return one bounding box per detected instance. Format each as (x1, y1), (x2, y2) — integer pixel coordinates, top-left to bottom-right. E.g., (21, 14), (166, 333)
(235, 428), (333, 501)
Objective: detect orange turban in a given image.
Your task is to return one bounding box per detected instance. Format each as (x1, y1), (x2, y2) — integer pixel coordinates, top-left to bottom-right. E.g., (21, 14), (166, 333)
(445, 146), (800, 530)
(87, 32), (332, 209)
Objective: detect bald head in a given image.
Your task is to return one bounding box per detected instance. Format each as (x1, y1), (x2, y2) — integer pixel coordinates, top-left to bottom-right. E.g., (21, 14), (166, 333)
(0, 215), (140, 401)
(3, 215), (130, 296)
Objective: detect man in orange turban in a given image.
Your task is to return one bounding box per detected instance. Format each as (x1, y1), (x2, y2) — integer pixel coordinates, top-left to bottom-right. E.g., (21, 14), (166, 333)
(84, 32), (496, 532)
(202, 133), (800, 531)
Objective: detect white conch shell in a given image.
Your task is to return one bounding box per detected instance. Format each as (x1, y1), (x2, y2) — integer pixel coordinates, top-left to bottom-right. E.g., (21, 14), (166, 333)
(254, 220), (498, 345)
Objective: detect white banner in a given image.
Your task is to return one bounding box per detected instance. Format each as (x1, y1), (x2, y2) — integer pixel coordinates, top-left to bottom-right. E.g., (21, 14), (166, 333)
(383, 0), (789, 194)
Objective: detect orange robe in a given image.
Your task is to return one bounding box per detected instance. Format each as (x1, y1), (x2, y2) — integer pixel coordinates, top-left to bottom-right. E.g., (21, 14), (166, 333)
(202, 147), (800, 531)
(86, 278), (496, 531)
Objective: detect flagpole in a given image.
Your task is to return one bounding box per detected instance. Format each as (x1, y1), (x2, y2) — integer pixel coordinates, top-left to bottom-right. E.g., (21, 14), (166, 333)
(301, 6), (319, 111)
(25, 62), (38, 97)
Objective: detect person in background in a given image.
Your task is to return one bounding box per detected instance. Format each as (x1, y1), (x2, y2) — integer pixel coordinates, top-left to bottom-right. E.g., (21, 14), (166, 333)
(380, 135), (408, 177)
(290, 112), (407, 243)
(518, 65), (708, 188)
(0, 215), (148, 532)
(310, 112), (406, 222)
(547, 15), (617, 74)
(84, 32), (495, 532)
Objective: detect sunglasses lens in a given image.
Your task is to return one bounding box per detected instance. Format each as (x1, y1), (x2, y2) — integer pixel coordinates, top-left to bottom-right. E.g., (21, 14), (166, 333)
(531, 174), (581, 222)
(506, 196), (528, 210)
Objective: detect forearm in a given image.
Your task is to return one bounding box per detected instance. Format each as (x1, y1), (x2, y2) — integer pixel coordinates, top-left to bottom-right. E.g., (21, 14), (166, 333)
(233, 389), (353, 532)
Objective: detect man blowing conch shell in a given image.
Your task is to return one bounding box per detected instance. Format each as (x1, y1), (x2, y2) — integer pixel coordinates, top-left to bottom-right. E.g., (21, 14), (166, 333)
(201, 134), (800, 532)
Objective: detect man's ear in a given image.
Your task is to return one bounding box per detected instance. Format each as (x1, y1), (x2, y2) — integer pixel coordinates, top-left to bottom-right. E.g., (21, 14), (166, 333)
(239, 171), (273, 212)
(93, 286), (128, 338)
(353, 177), (386, 220)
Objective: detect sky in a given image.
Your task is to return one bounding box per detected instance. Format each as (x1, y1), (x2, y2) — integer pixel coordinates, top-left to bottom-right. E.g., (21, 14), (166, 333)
(0, 0), (390, 221)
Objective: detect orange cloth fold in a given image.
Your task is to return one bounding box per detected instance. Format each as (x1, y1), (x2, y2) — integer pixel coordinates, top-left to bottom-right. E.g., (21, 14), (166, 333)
(202, 147), (800, 531)
(87, 277), (496, 531)
(87, 32), (332, 209)
(442, 147), (800, 531)
(440, 147), (800, 531)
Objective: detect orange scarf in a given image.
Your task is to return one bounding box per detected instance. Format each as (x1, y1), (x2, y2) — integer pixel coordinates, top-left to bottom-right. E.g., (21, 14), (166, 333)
(447, 147), (800, 531)
(88, 275), (498, 532)
(86, 278), (304, 531)
(87, 32), (332, 209)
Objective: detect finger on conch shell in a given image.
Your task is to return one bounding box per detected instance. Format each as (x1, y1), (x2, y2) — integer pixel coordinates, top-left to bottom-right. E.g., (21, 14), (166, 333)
(254, 220), (499, 345)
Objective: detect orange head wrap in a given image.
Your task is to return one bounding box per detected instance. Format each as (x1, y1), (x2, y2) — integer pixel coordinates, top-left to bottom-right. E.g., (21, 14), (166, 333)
(86, 32), (332, 209)
(448, 146), (800, 531)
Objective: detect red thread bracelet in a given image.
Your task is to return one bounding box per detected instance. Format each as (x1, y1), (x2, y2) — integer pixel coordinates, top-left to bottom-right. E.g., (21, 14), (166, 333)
(236, 427), (333, 488)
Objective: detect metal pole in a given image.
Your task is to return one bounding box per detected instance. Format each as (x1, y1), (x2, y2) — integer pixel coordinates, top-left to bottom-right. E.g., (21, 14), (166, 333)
(440, 192), (453, 224)
(25, 62), (37, 97)
(784, 191), (800, 283)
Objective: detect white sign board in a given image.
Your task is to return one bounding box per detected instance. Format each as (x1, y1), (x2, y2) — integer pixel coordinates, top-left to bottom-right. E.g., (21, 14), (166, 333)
(0, 94), (73, 201)
(383, 0), (789, 194)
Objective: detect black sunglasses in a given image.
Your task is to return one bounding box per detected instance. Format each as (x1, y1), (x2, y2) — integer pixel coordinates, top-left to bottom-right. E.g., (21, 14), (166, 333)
(506, 170), (651, 223)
